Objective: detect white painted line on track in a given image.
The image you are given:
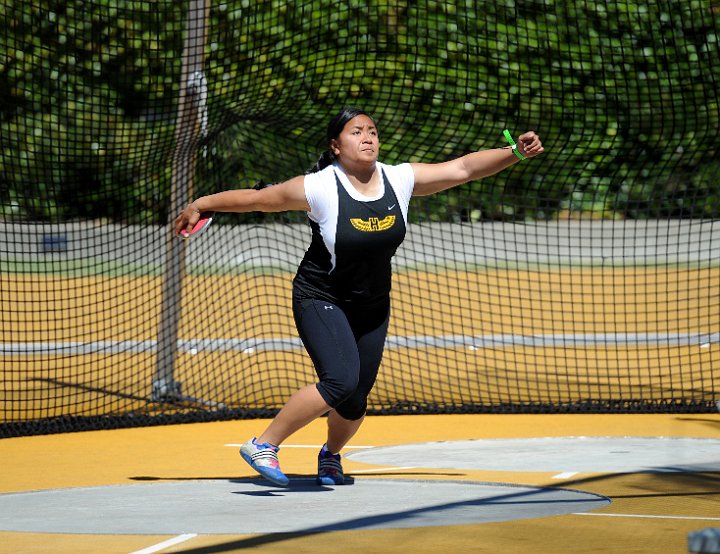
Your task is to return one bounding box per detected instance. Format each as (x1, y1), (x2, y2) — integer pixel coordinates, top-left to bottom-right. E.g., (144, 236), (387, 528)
(350, 466), (418, 474)
(552, 472), (579, 479)
(7, 331), (717, 355)
(574, 513), (720, 521)
(129, 534), (197, 554)
(224, 444), (374, 449)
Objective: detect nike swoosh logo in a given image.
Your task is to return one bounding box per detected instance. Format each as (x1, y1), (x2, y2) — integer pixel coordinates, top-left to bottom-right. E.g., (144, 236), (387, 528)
(388, 204), (396, 210)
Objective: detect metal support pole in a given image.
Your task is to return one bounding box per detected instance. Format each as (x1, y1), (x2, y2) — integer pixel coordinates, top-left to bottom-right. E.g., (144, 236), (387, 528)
(153, 0), (211, 403)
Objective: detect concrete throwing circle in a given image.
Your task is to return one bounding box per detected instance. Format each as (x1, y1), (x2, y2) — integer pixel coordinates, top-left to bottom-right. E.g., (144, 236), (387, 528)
(0, 479), (609, 534)
(345, 437), (720, 473)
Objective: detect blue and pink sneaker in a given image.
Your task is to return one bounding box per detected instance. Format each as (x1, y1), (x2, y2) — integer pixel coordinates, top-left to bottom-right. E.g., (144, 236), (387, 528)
(240, 438), (289, 486)
(317, 444), (344, 485)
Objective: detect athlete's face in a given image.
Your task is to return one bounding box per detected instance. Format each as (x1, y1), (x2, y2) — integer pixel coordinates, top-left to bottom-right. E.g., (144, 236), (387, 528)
(331, 115), (379, 166)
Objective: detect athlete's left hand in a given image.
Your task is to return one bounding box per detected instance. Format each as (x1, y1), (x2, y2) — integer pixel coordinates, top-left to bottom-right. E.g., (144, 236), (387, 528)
(516, 131), (544, 159)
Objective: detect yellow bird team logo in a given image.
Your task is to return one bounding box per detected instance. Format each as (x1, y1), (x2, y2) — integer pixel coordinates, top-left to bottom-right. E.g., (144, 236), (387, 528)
(350, 215), (396, 232)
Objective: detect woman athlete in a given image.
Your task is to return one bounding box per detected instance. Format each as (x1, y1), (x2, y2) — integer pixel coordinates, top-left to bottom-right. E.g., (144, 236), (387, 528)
(175, 108), (544, 486)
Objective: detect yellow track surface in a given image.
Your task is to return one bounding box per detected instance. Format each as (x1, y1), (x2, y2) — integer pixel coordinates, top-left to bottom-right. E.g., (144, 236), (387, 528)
(1, 413), (719, 553)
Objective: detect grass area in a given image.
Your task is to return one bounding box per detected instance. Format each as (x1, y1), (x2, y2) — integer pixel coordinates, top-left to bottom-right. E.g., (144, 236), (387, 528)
(0, 257), (296, 277)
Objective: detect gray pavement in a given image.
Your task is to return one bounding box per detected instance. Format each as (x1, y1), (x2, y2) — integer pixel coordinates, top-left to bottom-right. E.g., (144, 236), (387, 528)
(4, 436), (717, 535)
(345, 437), (720, 473)
(0, 478), (609, 534)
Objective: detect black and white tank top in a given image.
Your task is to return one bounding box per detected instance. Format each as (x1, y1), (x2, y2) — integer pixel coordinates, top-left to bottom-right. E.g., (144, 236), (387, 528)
(293, 162), (415, 305)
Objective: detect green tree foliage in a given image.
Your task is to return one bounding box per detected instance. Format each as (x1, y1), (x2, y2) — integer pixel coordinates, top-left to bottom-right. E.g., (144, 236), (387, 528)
(0, 1), (184, 222)
(1, 0), (718, 223)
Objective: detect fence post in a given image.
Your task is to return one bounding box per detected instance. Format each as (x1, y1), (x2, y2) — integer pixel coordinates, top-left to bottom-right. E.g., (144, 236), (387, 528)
(153, 0), (210, 402)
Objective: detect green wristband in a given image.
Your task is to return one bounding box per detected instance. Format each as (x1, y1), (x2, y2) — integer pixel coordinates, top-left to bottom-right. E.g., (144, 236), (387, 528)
(503, 129), (526, 161)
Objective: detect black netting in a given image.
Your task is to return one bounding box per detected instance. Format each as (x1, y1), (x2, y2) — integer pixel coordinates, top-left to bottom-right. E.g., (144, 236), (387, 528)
(2, 0), (719, 437)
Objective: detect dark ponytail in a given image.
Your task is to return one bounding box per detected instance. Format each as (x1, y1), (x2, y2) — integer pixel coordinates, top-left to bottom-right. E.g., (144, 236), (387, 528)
(307, 149), (336, 174)
(307, 107), (375, 174)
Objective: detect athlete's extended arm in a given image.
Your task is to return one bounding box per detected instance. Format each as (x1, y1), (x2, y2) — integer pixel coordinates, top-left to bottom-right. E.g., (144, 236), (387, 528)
(411, 131), (543, 197)
(174, 175), (310, 237)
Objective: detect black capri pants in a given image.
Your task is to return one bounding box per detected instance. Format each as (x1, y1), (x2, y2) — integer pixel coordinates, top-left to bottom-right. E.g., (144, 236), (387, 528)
(292, 294), (390, 421)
